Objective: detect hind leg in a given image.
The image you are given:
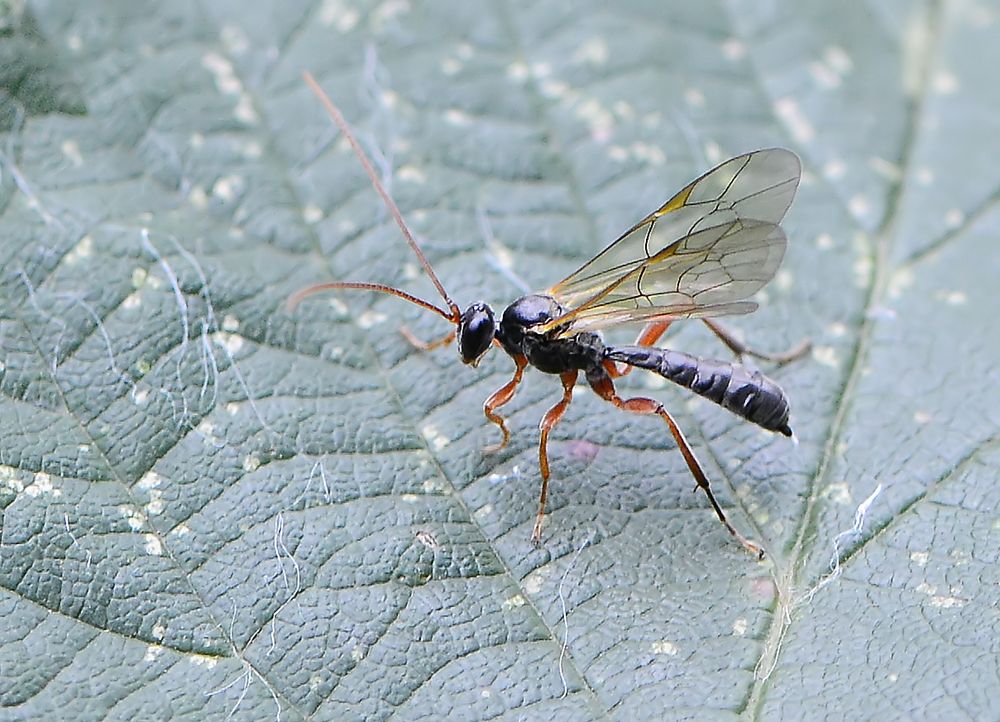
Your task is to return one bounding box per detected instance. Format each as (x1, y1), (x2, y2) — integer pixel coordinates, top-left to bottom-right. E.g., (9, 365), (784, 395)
(587, 368), (763, 558)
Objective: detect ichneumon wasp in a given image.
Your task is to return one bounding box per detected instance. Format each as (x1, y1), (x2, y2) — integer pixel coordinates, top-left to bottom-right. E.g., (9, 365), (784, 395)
(291, 72), (809, 558)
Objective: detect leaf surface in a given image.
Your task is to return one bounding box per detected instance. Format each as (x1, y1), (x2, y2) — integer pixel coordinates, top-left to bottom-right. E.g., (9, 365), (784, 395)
(1, 1), (997, 720)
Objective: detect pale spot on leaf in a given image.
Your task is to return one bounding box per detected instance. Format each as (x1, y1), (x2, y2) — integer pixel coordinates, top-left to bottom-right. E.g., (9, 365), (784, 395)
(357, 311), (387, 329)
(848, 194), (870, 219)
(144, 534), (163, 555)
(684, 87), (705, 107)
(774, 98), (815, 142)
(212, 174), (244, 202)
(540, 79), (569, 99)
(809, 61), (841, 89)
(445, 108), (471, 126)
(507, 61), (529, 82)
(932, 70), (959, 94)
(502, 594), (526, 610)
(188, 186), (209, 209)
(397, 165), (426, 183)
(704, 141), (723, 164)
(214, 331), (244, 354)
(869, 156), (901, 181)
(234, 94), (259, 124)
(889, 268), (914, 299)
(812, 346), (839, 368)
(650, 640), (678, 655)
(303, 204), (324, 223)
(61, 140), (84, 167)
(138, 471), (162, 490)
(572, 37), (609, 65)
(823, 159), (846, 180)
(220, 24), (249, 54)
(825, 46), (853, 74)
(421, 424), (450, 451)
(721, 38), (746, 61)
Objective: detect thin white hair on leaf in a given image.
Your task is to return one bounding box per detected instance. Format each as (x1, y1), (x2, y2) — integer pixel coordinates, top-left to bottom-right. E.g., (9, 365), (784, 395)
(796, 482), (884, 606)
(303, 458), (332, 502)
(141, 229), (193, 428)
(61, 294), (137, 390)
(756, 481), (884, 683)
(1, 129), (65, 229)
(17, 269), (67, 373)
(63, 512), (93, 570)
(198, 321), (220, 411)
(141, 228), (276, 438)
(361, 41), (396, 191)
(167, 234), (223, 413)
(210, 332), (277, 437)
(477, 203), (531, 295)
(205, 658), (281, 722)
(557, 531), (594, 699)
(268, 511), (303, 657)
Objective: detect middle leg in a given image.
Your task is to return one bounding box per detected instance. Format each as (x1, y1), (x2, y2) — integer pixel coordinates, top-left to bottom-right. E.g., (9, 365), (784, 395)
(532, 370), (578, 544)
(703, 318), (810, 364)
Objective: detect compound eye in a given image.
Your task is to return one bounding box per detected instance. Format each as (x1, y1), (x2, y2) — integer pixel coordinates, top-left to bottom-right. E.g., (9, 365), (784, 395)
(458, 303), (496, 365)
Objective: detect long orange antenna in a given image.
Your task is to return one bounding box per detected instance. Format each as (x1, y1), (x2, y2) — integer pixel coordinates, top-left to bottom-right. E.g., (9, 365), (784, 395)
(303, 71), (460, 321)
(286, 281), (453, 321)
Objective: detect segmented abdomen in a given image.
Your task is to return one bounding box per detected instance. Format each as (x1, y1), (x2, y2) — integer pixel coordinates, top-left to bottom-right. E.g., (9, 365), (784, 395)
(605, 345), (792, 435)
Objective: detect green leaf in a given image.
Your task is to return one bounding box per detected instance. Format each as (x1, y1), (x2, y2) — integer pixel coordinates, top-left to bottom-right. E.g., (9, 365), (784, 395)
(2, 0), (997, 719)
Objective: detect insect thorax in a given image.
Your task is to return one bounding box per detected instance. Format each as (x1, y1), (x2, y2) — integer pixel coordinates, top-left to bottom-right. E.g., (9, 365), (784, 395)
(498, 294), (604, 374)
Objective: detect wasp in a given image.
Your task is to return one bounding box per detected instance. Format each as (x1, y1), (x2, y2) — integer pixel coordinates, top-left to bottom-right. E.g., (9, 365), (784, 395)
(292, 72), (808, 557)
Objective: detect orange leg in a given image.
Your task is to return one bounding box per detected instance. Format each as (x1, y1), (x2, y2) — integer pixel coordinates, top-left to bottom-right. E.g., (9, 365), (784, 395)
(702, 318), (810, 364)
(483, 354), (528, 453)
(532, 371), (578, 544)
(587, 370), (763, 558)
(399, 325), (456, 351)
(607, 320), (673, 377)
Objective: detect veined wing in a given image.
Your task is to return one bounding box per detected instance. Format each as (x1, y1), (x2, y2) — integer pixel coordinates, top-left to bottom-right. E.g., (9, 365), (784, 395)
(539, 148), (800, 336)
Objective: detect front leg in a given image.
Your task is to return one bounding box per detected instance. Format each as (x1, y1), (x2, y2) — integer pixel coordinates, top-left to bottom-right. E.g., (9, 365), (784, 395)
(399, 326), (456, 351)
(482, 353), (528, 453)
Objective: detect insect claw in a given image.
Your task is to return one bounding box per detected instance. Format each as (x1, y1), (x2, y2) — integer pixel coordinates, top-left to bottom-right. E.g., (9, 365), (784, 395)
(530, 516), (545, 546)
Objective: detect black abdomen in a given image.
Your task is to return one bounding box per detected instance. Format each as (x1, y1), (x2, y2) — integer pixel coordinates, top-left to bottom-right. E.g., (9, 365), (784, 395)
(605, 345), (792, 435)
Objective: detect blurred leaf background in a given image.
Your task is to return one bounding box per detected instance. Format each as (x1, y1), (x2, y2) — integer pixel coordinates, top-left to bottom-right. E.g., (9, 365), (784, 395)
(1, 0), (998, 719)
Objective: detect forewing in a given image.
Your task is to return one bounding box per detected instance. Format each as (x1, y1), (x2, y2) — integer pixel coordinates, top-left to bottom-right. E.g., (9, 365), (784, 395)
(553, 301), (760, 335)
(541, 148), (800, 333)
(547, 220), (786, 335)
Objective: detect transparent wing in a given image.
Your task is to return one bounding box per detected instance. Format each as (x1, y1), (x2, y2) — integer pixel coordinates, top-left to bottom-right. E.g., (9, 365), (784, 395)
(539, 148), (800, 336)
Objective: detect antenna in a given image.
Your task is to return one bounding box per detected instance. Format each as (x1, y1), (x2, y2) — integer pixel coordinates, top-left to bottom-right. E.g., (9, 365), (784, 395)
(302, 71), (460, 321)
